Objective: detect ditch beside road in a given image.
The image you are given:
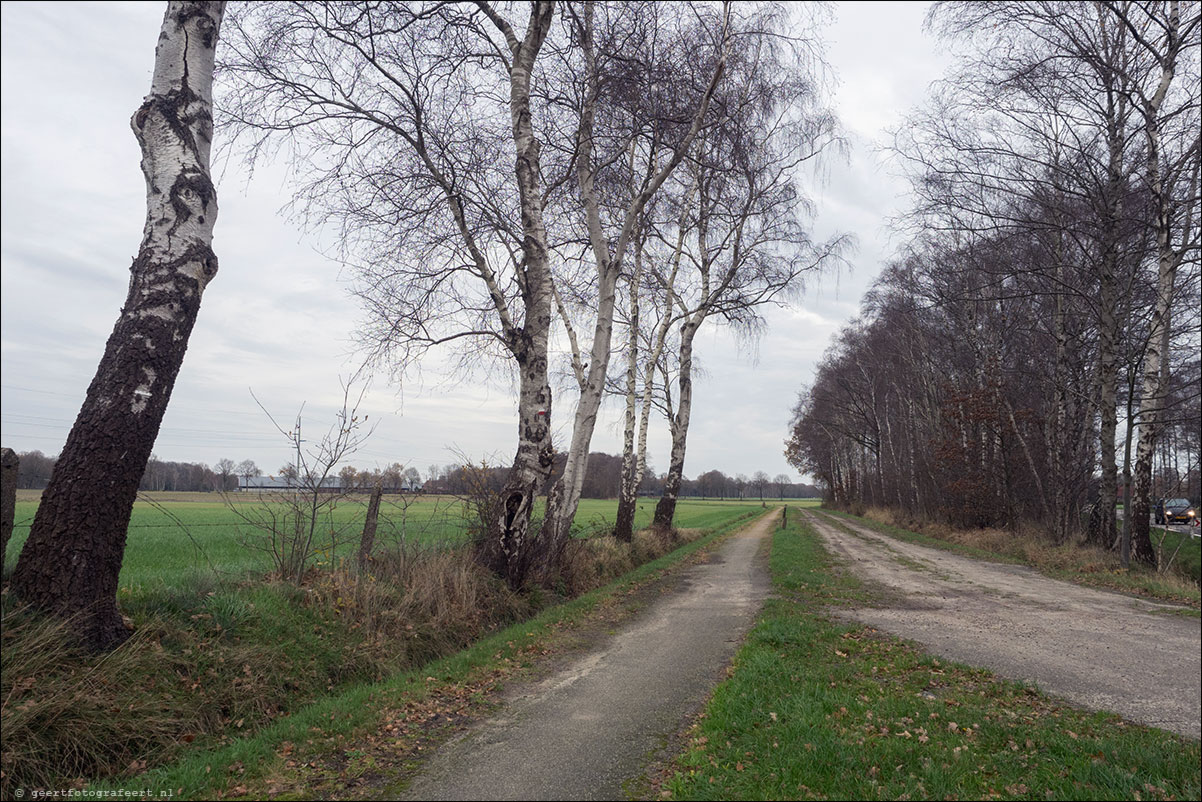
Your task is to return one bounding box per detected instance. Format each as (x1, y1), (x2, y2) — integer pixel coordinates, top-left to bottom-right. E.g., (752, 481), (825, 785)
(805, 509), (1202, 740)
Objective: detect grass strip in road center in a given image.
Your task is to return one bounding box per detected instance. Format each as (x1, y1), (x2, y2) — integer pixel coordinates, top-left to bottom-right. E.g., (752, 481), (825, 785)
(662, 517), (1200, 801)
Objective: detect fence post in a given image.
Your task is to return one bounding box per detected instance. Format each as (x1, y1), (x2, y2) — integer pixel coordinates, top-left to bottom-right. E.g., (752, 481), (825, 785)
(358, 483), (383, 572)
(1, 448), (17, 564)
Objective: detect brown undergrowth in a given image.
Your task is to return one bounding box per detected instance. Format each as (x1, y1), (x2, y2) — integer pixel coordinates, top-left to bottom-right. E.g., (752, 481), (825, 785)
(557, 525), (691, 596)
(0, 525), (702, 797)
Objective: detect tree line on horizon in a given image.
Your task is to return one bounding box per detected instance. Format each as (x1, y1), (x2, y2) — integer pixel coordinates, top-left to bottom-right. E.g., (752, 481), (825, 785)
(11, 448), (816, 501)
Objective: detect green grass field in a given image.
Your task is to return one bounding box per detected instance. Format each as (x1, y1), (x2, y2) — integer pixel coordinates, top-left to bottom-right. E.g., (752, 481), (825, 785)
(4, 492), (803, 590)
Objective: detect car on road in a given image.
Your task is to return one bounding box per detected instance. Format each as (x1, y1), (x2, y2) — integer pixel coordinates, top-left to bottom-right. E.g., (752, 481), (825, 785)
(1154, 498), (1197, 526)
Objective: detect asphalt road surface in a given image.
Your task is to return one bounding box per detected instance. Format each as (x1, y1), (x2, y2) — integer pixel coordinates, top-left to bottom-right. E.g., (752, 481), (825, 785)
(398, 510), (777, 801)
(806, 509), (1201, 740)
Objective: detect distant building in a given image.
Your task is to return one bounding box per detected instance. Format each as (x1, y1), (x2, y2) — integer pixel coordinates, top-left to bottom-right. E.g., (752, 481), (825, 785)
(239, 475), (423, 493)
(239, 475), (325, 492)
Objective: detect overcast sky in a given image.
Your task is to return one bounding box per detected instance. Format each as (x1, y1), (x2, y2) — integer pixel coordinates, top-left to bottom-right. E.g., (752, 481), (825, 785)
(0, 1), (951, 484)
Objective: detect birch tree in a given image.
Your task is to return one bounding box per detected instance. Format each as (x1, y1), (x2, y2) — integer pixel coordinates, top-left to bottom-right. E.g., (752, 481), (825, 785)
(613, 202), (690, 541)
(538, 0), (731, 558)
(11, 1), (226, 651)
(1117, 0), (1201, 565)
(650, 23), (846, 528)
(219, 1), (557, 588)
(911, 1), (1193, 545)
(913, 5), (1116, 542)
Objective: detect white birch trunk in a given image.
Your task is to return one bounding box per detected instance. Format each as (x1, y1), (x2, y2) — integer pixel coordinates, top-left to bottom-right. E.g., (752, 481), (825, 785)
(12, 1), (225, 650)
(615, 199), (691, 540)
(474, 1), (557, 588)
(1128, 0), (1184, 566)
(543, 3), (727, 554)
(614, 243), (645, 542)
(653, 320), (699, 528)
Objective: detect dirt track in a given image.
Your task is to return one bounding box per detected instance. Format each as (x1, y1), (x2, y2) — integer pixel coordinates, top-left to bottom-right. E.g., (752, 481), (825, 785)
(397, 510), (776, 800)
(805, 510), (1202, 740)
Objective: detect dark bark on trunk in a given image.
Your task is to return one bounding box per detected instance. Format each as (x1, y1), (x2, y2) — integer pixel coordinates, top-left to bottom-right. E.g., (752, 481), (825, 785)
(614, 493), (637, 543)
(652, 469), (682, 530)
(1129, 489), (1156, 565)
(10, 1), (225, 651)
(1, 448), (16, 565)
(653, 323), (698, 529)
(482, 343), (554, 589)
(473, 1), (556, 590)
(1091, 73), (1128, 550)
(13, 255), (213, 649)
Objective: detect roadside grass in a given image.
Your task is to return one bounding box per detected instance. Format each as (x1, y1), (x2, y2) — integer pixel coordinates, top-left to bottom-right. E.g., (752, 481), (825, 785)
(75, 507), (765, 801)
(822, 507), (1201, 609)
(663, 518), (1201, 801)
(0, 499), (761, 798)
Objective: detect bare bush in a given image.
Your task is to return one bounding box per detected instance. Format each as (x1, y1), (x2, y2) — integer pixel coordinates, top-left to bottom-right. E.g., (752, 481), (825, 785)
(227, 384), (372, 582)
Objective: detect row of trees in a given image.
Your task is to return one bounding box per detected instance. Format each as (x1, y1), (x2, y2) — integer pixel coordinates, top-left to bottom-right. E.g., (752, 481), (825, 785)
(691, 470), (820, 500)
(12, 1), (835, 650)
(15, 444), (814, 501)
(14, 451), (260, 493)
(421, 455), (816, 500)
(787, 1), (1200, 567)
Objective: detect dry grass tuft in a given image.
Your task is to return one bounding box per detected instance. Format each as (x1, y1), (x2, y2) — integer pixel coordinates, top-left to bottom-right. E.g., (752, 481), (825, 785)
(556, 527), (692, 597)
(310, 546), (532, 667)
(1, 607), (185, 797)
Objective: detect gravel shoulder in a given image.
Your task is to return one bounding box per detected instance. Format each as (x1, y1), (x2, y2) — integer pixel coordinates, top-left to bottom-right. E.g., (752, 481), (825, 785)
(805, 509), (1201, 739)
(396, 510), (777, 801)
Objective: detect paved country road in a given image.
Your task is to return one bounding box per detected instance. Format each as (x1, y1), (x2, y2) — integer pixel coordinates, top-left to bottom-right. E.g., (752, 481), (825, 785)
(398, 510), (777, 801)
(805, 509), (1202, 740)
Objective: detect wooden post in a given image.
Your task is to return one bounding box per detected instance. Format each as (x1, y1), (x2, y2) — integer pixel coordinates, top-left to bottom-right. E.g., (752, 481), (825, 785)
(1, 448), (17, 564)
(358, 483), (383, 572)
(781, 506), (788, 530)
